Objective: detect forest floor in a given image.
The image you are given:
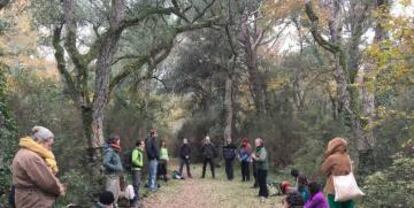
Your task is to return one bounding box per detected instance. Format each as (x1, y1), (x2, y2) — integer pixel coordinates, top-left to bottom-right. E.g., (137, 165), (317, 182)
(141, 162), (284, 208)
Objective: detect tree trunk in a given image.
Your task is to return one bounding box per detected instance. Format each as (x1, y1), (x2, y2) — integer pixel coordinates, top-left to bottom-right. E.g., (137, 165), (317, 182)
(357, 0), (389, 174)
(90, 0), (125, 168)
(324, 0), (366, 167)
(80, 107), (94, 159)
(240, 14), (267, 115)
(223, 74), (233, 143)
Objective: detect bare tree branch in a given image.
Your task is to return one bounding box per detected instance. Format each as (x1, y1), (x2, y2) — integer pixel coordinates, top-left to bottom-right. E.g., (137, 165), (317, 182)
(304, 1), (340, 54)
(192, 0), (217, 23)
(52, 24), (80, 105)
(120, 6), (189, 30)
(176, 16), (219, 33)
(63, 0), (84, 70)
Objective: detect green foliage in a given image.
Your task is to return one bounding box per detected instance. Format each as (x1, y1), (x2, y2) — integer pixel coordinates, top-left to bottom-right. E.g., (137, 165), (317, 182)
(361, 153), (414, 207)
(55, 169), (104, 207)
(0, 66), (16, 204)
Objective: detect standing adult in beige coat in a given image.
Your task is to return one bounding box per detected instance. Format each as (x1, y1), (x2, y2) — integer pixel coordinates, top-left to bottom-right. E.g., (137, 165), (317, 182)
(321, 137), (354, 208)
(12, 126), (65, 208)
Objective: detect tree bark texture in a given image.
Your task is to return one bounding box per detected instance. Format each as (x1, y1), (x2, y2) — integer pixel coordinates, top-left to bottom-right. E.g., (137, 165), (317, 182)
(224, 74), (233, 143)
(240, 14), (267, 115)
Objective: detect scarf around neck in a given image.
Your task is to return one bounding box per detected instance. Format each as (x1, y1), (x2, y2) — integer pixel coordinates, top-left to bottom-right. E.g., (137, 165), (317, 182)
(19, 137), (59, 174)
(110, 143), (122, 153)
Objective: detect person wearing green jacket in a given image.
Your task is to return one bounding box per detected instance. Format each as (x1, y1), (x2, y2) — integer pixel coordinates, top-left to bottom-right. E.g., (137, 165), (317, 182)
(251, 137), (269, 202)
(158, 140), (170, 182)
(131, 140), (144, 208)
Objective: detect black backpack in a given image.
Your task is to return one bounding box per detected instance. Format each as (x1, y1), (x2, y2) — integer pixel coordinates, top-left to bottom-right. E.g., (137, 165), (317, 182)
(123, 150), (133, 171)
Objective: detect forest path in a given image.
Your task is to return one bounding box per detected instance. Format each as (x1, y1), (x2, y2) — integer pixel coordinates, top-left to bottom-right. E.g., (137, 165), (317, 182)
(142, 164), (283, 208)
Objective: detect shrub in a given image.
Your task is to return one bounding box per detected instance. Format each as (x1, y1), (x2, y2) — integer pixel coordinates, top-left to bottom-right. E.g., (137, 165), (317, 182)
(361, 153), (414, 207)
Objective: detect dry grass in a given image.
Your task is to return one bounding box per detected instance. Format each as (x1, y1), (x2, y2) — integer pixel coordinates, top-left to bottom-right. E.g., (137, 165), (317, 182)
(142, 163), (284, 208)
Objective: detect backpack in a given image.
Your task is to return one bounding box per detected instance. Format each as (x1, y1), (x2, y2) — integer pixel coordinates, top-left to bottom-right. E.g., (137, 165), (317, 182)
(123, 150), (133, 171)
(172, 170), (183, 179)
(223, 147), (236, 160)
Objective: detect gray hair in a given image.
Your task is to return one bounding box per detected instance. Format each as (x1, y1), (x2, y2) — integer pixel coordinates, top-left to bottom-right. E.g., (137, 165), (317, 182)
(32, 126), (54, 142)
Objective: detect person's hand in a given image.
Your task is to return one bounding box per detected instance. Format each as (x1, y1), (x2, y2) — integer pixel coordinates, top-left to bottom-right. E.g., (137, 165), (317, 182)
(251, 153), (256, 160)
(185, 155), (189, 159)
(59, 183), (67, 196)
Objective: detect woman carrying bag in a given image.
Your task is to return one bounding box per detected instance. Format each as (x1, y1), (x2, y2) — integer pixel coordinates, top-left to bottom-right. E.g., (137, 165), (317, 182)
(321, 137), (364, 208)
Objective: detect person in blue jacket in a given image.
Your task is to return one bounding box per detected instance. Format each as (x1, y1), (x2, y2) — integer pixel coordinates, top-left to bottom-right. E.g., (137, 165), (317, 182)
(103, 134), (123, 207)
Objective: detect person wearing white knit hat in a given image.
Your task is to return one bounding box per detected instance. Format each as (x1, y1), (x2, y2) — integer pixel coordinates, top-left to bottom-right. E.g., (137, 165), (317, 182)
(12, 126), (65, 208)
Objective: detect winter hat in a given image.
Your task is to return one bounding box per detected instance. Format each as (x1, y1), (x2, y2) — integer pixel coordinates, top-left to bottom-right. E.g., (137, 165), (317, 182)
(31, 126), (54, 142)
(98, 191), (115, 205)
(325, 137), (348, 157)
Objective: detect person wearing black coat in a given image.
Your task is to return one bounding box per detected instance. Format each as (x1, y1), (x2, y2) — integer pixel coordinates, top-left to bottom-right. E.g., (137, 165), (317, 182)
(179, 138), (192, 178)
(201, 136), (217, 179)
(145, 129), (160, 191)
(222, 138), (237, 180)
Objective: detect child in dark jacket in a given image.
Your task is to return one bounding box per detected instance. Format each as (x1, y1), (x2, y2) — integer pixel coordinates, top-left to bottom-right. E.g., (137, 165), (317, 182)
(304, 182), (329, 208)
(297, 175), (310, 202)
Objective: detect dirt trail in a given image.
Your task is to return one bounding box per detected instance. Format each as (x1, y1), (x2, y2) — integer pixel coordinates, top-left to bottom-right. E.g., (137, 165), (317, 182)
(142, 167), (283, 208)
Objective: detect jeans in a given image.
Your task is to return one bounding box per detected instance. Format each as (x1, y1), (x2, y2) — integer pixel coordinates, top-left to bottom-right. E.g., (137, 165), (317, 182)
(131, 170), (141, 207)
(202, 158), (215, 178)
(148, 159), (158, 190)
(225, 159), (234, 180)
(241, 161), (250, 181)
(257, 169), (268, 197)
(179, 158), (192, 177)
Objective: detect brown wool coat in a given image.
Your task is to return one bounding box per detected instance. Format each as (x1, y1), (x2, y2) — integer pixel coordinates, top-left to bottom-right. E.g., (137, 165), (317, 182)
(320, 138), (352, 195)
(12, 148), (63, 208)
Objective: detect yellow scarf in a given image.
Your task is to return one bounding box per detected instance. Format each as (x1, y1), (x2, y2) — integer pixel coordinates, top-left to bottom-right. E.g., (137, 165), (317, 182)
(19, 137), (59, 174)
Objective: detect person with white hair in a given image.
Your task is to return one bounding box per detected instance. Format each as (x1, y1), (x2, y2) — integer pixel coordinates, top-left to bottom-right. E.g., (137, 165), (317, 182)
(251, 137), (269, 202)
(178, 138), (192, 178)
(12, 126), (65, 208)
(201, 136), (217, 179)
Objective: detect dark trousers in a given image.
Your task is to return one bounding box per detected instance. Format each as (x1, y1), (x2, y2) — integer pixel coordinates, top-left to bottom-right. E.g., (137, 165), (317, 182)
(202, 158), (215, 178)
(157, 160), (168, 177)
(252, 162), (258, 187)
(241, 161), (250, 181)
(257, 169), (269, 197)
(224, 159), (234, 180)
(131, 170), (141, 206)
(179, 158), (192, 177)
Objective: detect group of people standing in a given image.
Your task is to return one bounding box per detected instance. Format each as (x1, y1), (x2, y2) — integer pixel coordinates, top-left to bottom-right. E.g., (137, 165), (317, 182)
(183, 135), (271, 202)
(9, 124), (360, 208)
(102, 129), (169, 208)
